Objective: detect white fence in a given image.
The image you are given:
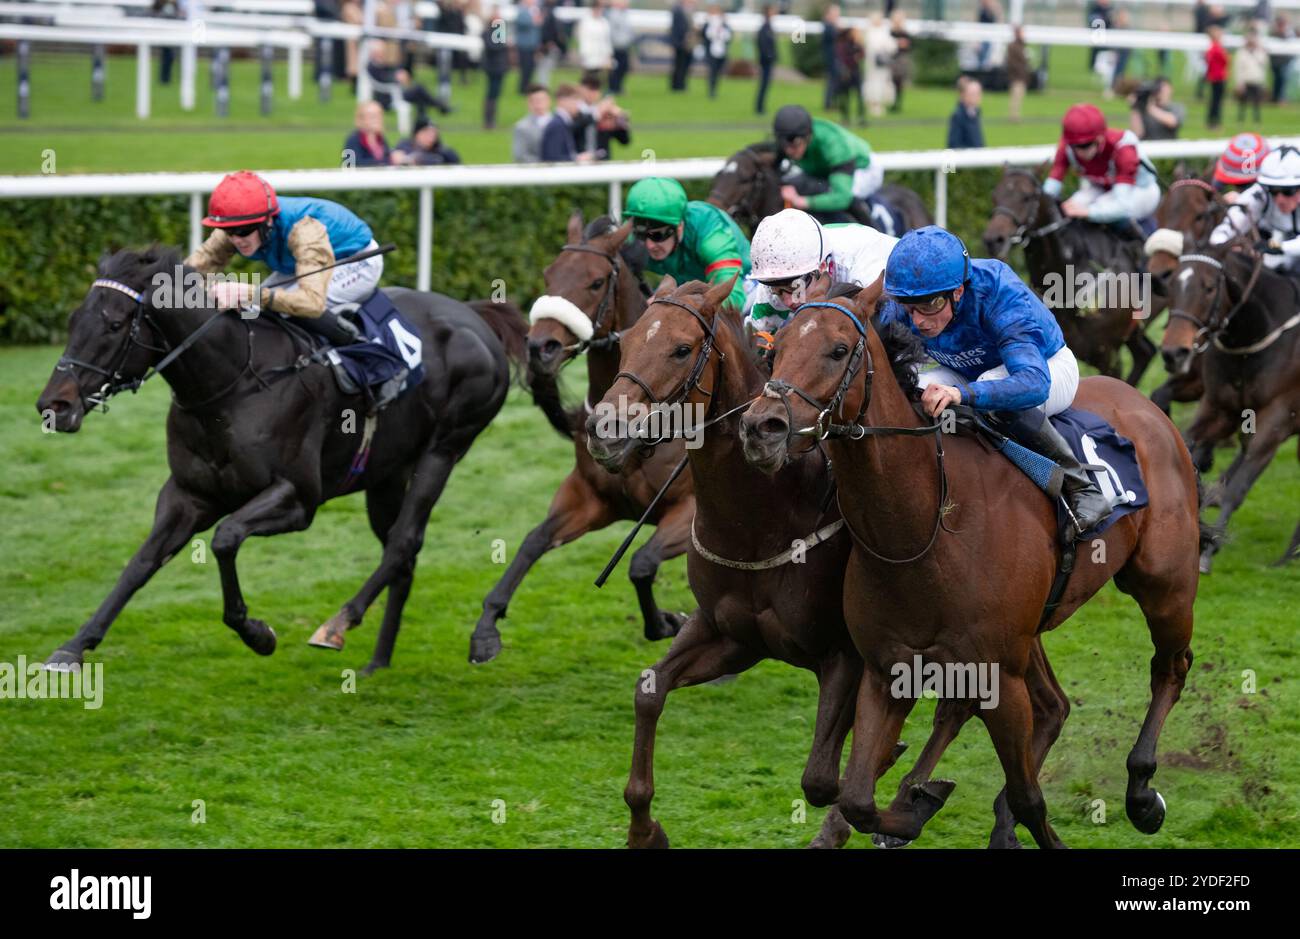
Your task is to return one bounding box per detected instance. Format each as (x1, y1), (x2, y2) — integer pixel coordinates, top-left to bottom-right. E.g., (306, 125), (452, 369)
(4, 136), (1287, 293)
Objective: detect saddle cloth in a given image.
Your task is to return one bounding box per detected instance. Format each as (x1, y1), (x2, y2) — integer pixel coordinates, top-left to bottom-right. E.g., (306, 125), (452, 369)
(321, 288), (426, 408)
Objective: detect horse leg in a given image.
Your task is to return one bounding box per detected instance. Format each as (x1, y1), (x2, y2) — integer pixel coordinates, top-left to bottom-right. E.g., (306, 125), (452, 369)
(988, 638), (1071, 848)
(1274, 515), (1300, 567)
(873, 696), (975, 848)
(212, 478), (312, 655)
(628, 501), (692, 642)
(626, 614), (762, 848)
(1200, 403), (1294, 573)
(837, 667), (955, 842)
(1183, 404), (1237, 477)
(468, 471), (615, 663)
(801, 650), (863, 808)
(980, 668), (1065, 848)
(1150, 378), (1176, 416)
(1124, 329), (1157, 387)
(46, 477), (218, 669)
(310, 447), (458, 652)
(359, 473), (415, 676)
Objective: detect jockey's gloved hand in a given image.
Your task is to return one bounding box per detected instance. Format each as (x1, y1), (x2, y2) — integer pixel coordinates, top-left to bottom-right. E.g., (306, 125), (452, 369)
(1260, 238), (1285, 255)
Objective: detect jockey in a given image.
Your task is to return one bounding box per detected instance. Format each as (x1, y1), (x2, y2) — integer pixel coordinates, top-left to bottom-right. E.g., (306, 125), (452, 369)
(772, 104), (881, 228)
(1209, 144), (1300, 276)
(1045, 103), (1160, 232)
(879, 226), (1112, 535)
(624, 177), (751, 310)
(747, 208), (897, 338)
(186, 171), (382, 344)
(1213, 132), (1270, 203)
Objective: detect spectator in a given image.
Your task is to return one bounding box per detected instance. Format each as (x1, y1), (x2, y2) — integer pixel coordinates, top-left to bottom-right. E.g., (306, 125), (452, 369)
(1006, 24), (1031, 123)
(573, 75), (603, 157)
(1110, 8), (1132, 91)
(835, 26), (865, 125)
(576, 0), (614, 84)
(1129, 76), (1184, 140)
(703, 5), (732, 99)
(755, 4), (778, 115)
(441, 0), (471, 86)
(1196, 5), (1232, 99)
(537, 0), (569, 90)
(593, 97), (632, 160)
(314, 2), (349, 82)
(1236, 29), (1270, 121)
(863, 11), (897, 118)
(515, 0), (544, 93)
(480, 8), (511, 129)
(947, 77), (985, 149)
(153, 0), (181, 86)
(1086, 0), (1113, 71)
(367, 39), (452, 116)
(1270, 14), (1296, 103)
(513, 84), (553, 162)
(608, 0), (635, 94)
(821, 4), (841, 110)
(670, 0), (697, 92)
(1205, 24), (1229, 128)
(888, 8), (912, 114)
(541, 84), (593, 162)
(344, 100), (396, 167)
(394, 118), (462, 165)
(977, 0), (999, 72)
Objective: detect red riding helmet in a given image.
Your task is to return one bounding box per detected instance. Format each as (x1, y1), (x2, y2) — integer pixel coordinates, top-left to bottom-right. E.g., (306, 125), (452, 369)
(1062, 103), (1106, 146)
(1214, 132), (1270, 186)
(202, 171), (280, 228)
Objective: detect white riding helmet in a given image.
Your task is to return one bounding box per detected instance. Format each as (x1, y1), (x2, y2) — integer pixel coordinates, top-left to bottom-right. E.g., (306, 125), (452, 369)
(1257, 145), (1300, 189)
(751, 209), (828, 282)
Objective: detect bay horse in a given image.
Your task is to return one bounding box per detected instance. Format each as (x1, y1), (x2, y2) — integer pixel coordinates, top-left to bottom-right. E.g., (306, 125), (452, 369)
(35, 245), (526, 675)
(708, 141), (932, 236)
(741, 285), (1209, 848)
(983, 166), (1157, 387)
(1160, 238), (1300, 572)
(468, 214), (693, 664)
(586, 275), (1039, 848)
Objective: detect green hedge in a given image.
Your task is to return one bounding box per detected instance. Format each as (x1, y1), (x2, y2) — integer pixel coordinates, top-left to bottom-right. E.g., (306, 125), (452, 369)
(0, 162), (1187, 344)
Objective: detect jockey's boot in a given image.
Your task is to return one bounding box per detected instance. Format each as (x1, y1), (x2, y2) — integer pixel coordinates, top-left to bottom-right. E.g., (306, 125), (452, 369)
(300, 309), (361, 346)
(1001, 409), (1114, 537)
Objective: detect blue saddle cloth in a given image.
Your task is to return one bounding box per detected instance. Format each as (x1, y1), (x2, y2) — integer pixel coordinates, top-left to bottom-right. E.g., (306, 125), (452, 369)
(998, 407), (1149, 540)
(330, 289), (426, 404)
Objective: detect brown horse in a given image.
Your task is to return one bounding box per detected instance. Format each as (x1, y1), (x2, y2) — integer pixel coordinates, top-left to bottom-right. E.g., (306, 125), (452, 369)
(1160, 239), (1300, 572)
(741, 286), (1208, 848)
(983, 166), (1157, 387)
(467, 214), (691, 663)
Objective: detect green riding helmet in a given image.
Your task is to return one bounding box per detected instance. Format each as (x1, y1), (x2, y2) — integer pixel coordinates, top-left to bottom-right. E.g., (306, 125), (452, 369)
(625, 177), (689, 228)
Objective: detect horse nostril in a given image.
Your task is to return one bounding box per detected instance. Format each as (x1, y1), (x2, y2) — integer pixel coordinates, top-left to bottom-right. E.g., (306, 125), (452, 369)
(758, 416), (789, 439)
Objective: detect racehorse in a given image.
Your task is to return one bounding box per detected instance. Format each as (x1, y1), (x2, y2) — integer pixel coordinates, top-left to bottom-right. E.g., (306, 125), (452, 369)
(707, 141), (932, 236)
(36, 245), (526, 675)
(983, 166), (1157, 388)
(1160, 238), (1300, 572)
(468, 214), (693, 664)
(741, 283), (1210, 848)
(586, 275), (1053, 848)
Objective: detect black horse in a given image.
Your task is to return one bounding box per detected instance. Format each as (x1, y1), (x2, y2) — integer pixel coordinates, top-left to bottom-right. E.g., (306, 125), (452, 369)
(707, 141), (933, 236)
(35, 246), (527, 674)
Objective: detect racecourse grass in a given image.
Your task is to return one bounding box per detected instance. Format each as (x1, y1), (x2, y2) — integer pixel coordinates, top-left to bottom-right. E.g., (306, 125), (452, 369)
(0, 341), (1297, 848)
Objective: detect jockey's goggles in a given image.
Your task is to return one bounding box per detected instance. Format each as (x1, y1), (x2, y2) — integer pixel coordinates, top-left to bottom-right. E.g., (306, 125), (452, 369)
(759, 271), (815, 297)
(632, 222), (678, 243)
(898, 293), (952, 316)
(1267, 185), (1300, 197)
(226, 222), (263, 237)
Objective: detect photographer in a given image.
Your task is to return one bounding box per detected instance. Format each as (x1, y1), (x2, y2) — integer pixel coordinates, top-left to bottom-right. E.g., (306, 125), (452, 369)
(1129, 77), (1184, 141)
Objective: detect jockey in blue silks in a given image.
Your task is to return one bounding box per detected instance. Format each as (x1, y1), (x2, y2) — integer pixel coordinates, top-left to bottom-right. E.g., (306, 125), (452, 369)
(878, 225), (1112, 535)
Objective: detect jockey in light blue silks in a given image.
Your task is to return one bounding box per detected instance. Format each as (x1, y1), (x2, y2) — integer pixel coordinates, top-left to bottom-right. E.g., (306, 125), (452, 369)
(878, 225), (1113, 535)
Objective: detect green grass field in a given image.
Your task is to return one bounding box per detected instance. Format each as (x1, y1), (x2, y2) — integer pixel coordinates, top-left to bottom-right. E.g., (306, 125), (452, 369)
(0, 38), (1297, 849)
(0, 341), (1296, 848)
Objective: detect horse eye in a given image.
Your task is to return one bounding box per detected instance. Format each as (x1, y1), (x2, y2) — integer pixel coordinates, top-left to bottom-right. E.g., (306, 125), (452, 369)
(590, 278), (604, 291)
(107, 319), (125, 332)
(830, 343), (849, 360)
(673, 343), (692, 359)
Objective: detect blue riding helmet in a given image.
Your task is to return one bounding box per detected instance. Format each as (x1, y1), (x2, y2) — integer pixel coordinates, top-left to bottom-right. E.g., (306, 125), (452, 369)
(884, 226), (971, 299)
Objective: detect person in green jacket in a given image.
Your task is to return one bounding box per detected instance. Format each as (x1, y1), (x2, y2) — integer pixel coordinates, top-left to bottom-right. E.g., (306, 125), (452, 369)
(772, 104), (882, 225)
(624, 177), (752, 310)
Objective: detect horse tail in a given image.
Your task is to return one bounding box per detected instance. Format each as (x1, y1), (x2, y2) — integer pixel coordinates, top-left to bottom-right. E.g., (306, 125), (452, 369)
(468, 298), (577, 440)
(1195, 473), (1224, 556)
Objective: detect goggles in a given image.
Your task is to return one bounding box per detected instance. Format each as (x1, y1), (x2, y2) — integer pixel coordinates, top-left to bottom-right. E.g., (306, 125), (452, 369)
(225, 222), (263, 238)
(632, 222), (678, 243)
(899, 293), (952, 316)
(1267, 185), (1300, 198)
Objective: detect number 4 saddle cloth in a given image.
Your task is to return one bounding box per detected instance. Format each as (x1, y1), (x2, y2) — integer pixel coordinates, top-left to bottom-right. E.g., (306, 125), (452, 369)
(320, 288), (426, 411)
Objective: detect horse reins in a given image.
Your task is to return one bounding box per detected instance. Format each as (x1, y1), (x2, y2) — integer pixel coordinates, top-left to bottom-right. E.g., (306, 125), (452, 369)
(1170, 250), (1267, 356)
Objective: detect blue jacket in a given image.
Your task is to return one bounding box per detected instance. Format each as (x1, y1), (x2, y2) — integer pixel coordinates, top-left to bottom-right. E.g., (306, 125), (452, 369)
(946, 104), (985, 149)
(540, 112), (577, 162)
(250, 196), (374, 276)
(879, 258), (1066, 412)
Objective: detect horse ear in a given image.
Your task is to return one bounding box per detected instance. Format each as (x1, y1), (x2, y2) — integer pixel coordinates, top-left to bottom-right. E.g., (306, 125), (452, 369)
(653, 274), (677, 298)
(598, 218), (634, 250)
(704, 273), (738, 310)
(567, 210), (584, 244)
(1172, 160), (1189, 181)
(1035, 160), (1050, 180)
(858, 272), (886, 315)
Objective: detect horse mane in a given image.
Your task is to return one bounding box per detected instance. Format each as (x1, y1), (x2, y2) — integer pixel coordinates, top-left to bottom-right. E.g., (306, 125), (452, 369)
(99, 243), (182, 284)
(873, 317), (927, 400)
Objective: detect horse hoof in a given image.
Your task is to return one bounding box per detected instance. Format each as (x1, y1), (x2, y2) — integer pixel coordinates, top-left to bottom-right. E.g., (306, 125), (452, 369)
(244, 620), (277, 656)
(627, 819), (669, 849)
(308, 623), (346, 651)
(359, 660), (388, 678)
(1129, 790), (1167, 835)
(44, 649), (83, 672)
(871, 833), (912, 849)
(468, 630), (501, 664)
(1199, 552), (1214, 575)
(706, 673), (738, 686)
(988, 829), (1024, 850)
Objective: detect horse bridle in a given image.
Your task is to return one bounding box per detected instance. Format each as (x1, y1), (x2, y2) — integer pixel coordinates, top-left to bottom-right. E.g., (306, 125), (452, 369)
(558, 242), (626, 354)
(991, 177), (1073, 248)
(614, 295), (722, 418)
(1168, 249), (1265, 356)
(760, 300), (950, 565)
(1167, 177), (1226, 232)
(714, 151), (768, 227)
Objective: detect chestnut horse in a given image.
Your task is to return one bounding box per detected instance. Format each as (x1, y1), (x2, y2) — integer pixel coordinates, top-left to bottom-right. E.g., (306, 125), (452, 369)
(983, 167), (1157, 387)
(468, 215), (692, 663)
(742, 286), (1209, 848)
(1160, 239), (1300, 572)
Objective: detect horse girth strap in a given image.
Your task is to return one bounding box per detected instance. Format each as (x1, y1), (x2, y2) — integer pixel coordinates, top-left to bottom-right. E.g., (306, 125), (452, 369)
(691, 515), (845, 570)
